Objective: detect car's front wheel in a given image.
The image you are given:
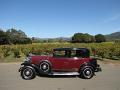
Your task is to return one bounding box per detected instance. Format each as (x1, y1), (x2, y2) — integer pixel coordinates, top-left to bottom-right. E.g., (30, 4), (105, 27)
(80, 66), (94, 79)
(21, 66), (36, 80)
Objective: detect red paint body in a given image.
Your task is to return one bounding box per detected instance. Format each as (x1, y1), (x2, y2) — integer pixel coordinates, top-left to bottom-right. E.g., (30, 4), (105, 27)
(31, 55), (92, 72)
(19, 48), (101, 80)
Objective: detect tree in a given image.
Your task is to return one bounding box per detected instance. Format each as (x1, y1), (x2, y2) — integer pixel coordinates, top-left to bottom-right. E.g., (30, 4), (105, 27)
(83, 33), (95, 43)
(95, 34), (106, 43)
(72, 33), (83, 43)
(6, 28), (31, 44)
(0, 29), (10, 45)
(72, 33), (94, 43)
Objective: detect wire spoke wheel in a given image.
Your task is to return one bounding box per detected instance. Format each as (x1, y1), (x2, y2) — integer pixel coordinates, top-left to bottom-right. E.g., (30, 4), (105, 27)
(40, 62), (50, 73)
(80, 66), (94, 79)
(21, 66), (36, 80)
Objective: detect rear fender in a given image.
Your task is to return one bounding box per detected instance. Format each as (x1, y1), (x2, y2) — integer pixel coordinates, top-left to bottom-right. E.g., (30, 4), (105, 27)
(79, 63), (95, 72)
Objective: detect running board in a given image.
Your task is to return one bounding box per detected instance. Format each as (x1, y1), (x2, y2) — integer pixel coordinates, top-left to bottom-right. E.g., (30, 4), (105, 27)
(49, 72), (79, 76)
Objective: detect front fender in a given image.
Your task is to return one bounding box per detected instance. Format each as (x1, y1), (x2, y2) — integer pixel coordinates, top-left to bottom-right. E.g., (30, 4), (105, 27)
(19, 62), (40, 73)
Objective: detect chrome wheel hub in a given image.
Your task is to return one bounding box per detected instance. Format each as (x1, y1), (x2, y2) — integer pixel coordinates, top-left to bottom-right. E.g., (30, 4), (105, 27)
(86, 70), (91, 75)
(26, 71), (30, 75)
(83, 68), (93, 78)
(40, 62), (50, 72)
(23, 68), (33, 79)
(43, 65), (47, 69)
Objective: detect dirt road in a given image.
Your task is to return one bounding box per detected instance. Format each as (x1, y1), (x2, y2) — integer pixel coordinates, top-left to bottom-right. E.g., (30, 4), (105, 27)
(0, 62), (120, 90)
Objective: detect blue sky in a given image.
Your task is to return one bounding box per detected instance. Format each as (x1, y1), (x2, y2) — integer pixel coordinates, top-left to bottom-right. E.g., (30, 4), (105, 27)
(0, 0), (120, 38)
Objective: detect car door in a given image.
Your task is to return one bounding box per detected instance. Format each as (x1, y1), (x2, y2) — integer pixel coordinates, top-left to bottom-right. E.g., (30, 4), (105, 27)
(64, 57), (83, 71)
(52, 57), (69, 71)
(65, 50), (84, 71)
(52, 57), (80, 72)
(51, 50), (72, 71)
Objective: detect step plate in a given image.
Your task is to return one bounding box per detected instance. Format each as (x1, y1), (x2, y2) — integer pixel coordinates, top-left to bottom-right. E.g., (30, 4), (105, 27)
(49, 72), (79, 76)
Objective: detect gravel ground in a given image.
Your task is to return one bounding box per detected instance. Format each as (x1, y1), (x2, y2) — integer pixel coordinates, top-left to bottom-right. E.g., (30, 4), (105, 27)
(0, 62), (120, 90)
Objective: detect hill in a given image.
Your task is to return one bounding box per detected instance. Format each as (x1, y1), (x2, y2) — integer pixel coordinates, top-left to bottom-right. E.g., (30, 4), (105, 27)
(105, 31), (120, 41)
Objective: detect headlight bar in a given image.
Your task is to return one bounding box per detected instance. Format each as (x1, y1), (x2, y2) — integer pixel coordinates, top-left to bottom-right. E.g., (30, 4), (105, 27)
(24, 56), (31, 62)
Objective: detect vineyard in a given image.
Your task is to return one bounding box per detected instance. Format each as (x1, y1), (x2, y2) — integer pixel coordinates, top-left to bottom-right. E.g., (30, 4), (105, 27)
(0, 42), (120, 62)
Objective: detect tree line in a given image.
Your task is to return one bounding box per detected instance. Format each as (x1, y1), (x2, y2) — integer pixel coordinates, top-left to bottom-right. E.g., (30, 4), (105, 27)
(32, 33), (106, 43)
(0, 28), (106, 45)
(0, 28), (32, 45)
(72, 33), (106, 43)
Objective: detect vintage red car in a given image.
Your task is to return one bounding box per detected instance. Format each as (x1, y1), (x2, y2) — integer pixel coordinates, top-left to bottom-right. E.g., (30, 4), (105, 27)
(19, 48), (101, 80)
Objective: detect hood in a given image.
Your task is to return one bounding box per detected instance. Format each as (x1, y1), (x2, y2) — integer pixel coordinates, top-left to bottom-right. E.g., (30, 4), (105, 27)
(31, 55), (52, 62)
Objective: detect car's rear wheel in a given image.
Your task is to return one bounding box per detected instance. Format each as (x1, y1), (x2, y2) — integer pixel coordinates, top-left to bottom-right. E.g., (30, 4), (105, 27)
(39, 61), (51, 74)
(21, 66), (36, 80)
(80, 66), (94, 79)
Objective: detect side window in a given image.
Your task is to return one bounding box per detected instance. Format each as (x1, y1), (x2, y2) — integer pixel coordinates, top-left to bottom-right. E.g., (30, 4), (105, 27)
(71, 50), (83, 57)
(76, 50), (84, 57)
(71, 50), (89, 58)
(71, 50), (76, 57)
(53, 50), (71, 57)
(53, 51), (65, 57)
